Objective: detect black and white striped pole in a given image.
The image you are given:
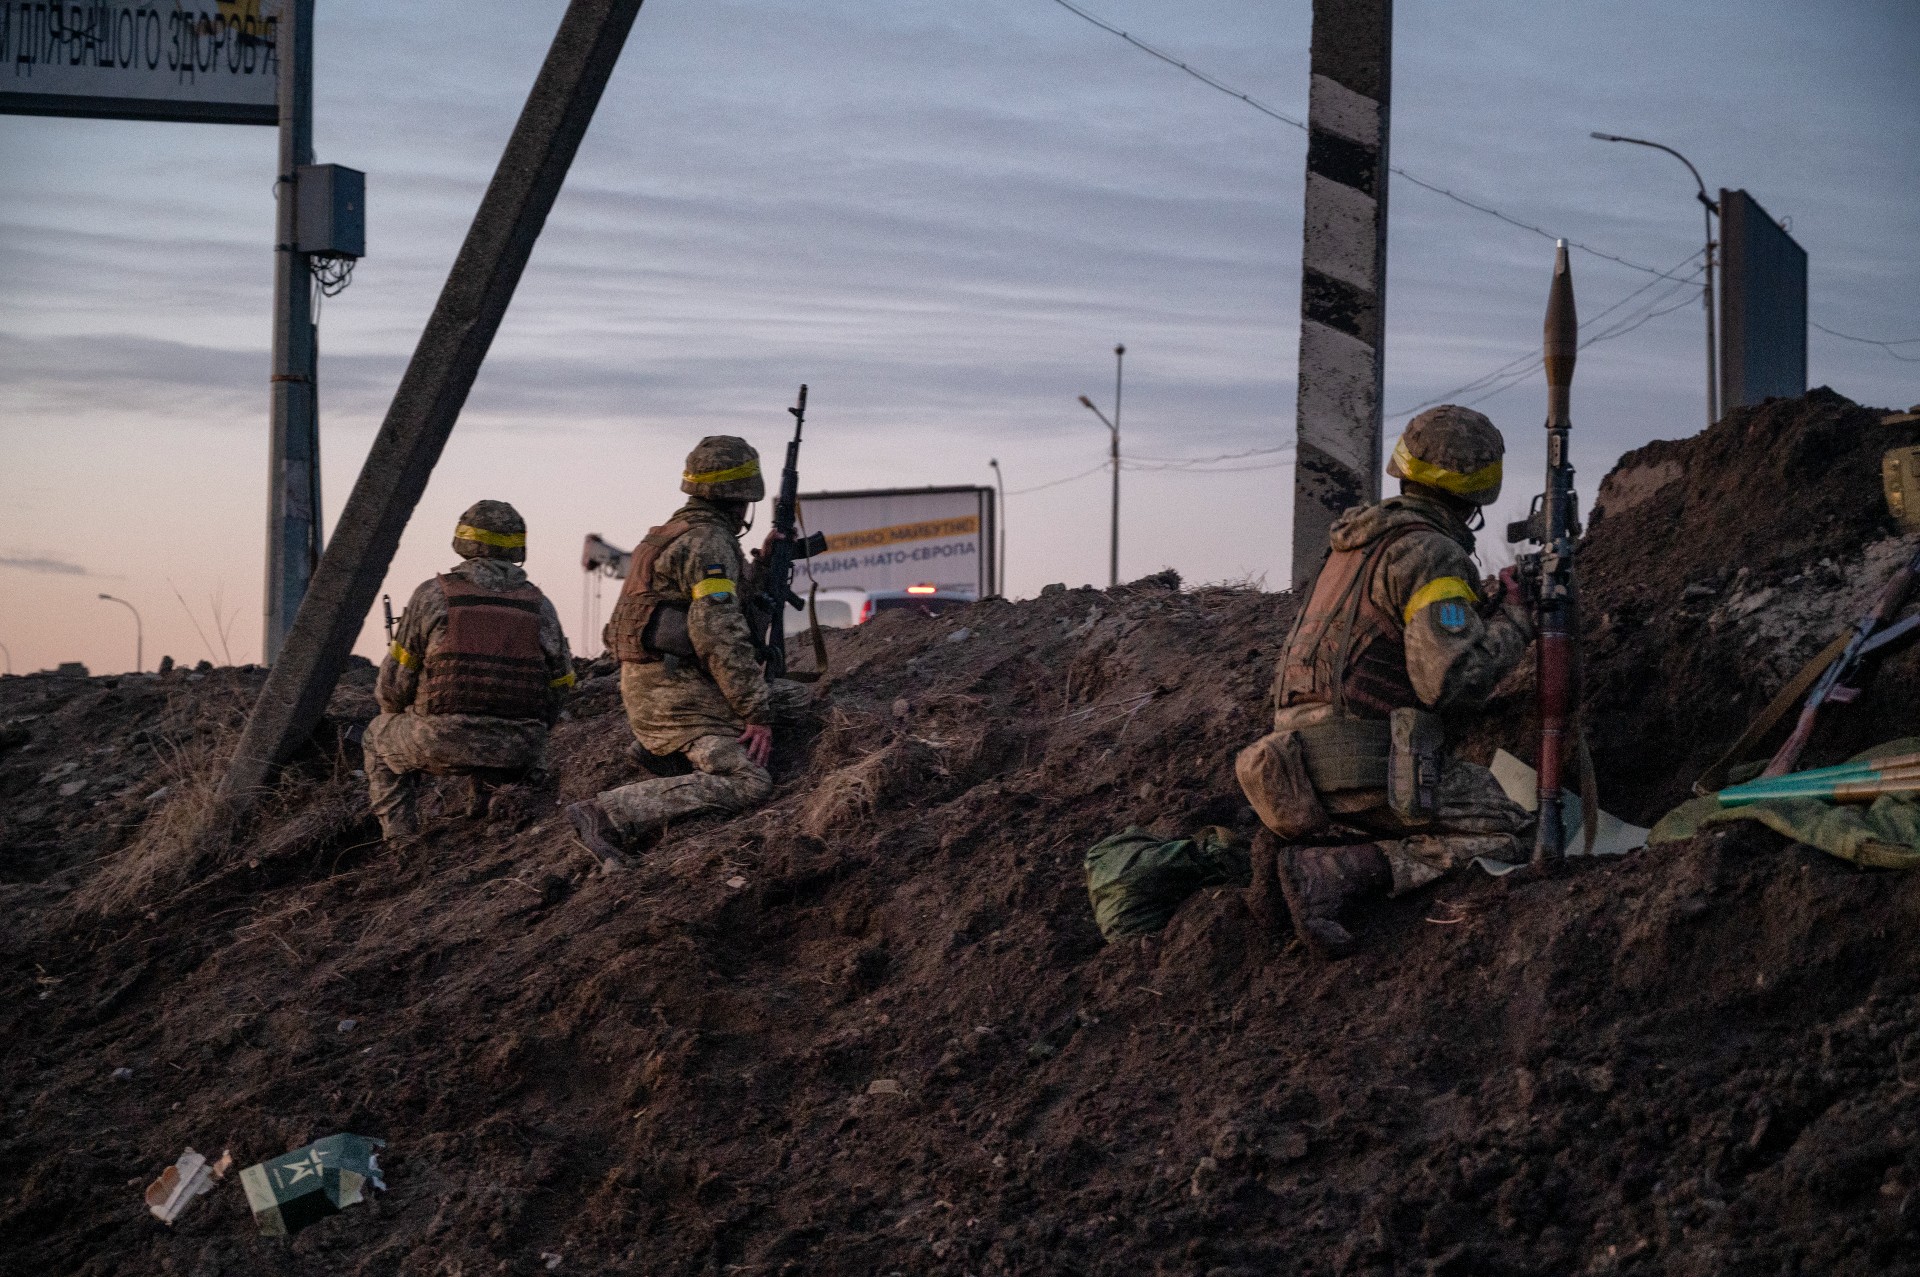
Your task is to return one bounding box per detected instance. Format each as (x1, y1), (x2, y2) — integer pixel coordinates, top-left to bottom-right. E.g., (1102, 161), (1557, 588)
(1290, 0), (1393, 588)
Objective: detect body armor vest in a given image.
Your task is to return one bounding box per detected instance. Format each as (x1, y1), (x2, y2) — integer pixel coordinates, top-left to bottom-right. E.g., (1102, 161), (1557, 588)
(1276, 524), (1424, 720)
(419, 575), (550, 719)
(604, 519), (693, 664)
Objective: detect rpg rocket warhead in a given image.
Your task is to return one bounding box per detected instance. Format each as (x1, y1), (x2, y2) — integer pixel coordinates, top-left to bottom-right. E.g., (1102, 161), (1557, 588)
(1544, 240), (1578, 427)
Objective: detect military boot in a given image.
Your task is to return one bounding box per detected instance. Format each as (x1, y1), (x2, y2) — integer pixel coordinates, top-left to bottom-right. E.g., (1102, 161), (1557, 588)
(566, 798), (634, 872)
(1276, 843), (1392, 958)
(378, 802), (419, 845)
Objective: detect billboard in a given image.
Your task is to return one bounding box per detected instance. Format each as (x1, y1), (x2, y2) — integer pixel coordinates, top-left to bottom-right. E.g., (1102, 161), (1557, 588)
(794, 485), (996, 596)
(1719, 188), (1807, 412)
(0, 1), (280, 125)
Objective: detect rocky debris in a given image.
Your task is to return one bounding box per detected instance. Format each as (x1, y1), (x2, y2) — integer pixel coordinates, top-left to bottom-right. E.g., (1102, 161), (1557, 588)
(3, 391), (1920, 1274)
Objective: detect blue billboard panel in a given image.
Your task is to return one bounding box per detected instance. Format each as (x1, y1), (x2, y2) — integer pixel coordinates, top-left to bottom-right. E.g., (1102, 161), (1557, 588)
(1719, 188), (1807, 411)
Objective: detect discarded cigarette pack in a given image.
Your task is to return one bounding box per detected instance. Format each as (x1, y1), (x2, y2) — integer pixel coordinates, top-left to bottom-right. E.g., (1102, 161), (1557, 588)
(238, 1133), (386, 1237)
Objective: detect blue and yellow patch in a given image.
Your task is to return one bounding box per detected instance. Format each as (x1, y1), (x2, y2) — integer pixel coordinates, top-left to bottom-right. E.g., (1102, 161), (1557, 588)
(1436, 600), (1471, 634)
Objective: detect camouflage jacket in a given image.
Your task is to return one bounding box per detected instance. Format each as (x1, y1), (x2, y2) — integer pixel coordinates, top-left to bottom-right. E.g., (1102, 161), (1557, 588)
(375, 558), (574, 719)
(1273, 492), (1532, 731)
(644, 499), (774, 726)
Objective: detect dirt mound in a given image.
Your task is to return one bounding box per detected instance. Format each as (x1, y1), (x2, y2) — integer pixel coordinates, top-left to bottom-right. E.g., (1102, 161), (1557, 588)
(7, 390), (1920, 1275)
(1473, 387), (1920, 822)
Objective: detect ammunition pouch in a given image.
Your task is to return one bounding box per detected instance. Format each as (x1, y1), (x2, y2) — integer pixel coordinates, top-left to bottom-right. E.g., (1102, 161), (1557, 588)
(1235, 731), (1329, 841)
(1294, 717), (1391, 793)
(1387, 706), (1444, 823)
(641, 600), (698, 662)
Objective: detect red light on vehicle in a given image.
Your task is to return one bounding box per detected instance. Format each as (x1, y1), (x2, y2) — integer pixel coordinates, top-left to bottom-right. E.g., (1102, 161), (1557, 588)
(858, 600), (874, 623)
(906, 584), (937, 595)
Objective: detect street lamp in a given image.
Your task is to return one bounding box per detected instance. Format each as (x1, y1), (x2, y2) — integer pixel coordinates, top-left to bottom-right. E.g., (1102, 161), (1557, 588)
(1077, 394), (1120, 588)
(1590, 132), (1719, 427)
(987, 458), (1007, 597)
(1078, 344), (1125, 588)
(98, 593), (143, 673)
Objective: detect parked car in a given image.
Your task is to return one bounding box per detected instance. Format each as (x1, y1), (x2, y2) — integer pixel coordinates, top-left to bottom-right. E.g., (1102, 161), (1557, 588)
(782, 584), (978, 634)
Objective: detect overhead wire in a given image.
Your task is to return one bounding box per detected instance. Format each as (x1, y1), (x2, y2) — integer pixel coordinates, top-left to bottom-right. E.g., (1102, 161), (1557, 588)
(1812, 321), (1920, 362)
(1399, 259), (1710, 416)
(1045, 0), (1695, 284)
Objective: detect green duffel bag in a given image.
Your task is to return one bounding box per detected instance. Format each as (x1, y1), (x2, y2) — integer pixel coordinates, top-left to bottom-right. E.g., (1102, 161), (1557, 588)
(1085, 825), (1252, 942)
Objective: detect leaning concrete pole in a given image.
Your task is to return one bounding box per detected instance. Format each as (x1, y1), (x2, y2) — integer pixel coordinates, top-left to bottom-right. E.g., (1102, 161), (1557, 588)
(1289, 0), (1393, 588)
(220, 0), (648, 806)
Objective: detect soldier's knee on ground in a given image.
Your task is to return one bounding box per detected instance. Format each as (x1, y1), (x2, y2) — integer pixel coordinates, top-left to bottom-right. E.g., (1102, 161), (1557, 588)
(685, 734), (773, 807)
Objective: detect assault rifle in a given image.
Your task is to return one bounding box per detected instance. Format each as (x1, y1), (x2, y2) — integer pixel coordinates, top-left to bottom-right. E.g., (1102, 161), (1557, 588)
(1507, 241), (1593, 866)
(751, 384), (829, 680)
(382, 594), (396, 643)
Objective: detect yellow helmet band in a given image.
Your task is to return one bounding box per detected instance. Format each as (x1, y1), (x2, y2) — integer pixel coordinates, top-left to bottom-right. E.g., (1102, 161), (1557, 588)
(683, 459), (761, 485)
(1391, 438), (1502, 496)
(454, 524), (526, 548)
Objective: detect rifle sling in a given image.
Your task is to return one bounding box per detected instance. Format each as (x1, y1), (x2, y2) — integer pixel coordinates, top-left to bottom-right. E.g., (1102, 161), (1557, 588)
(1692, 629), (1854, 797)
(782, 582), (831, 684)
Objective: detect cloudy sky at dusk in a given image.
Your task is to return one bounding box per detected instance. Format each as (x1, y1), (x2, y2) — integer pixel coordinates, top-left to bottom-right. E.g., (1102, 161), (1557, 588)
(3, 0), (1916, 675)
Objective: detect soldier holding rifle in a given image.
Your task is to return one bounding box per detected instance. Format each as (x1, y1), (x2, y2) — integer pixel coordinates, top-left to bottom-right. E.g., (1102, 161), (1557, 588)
(568, 392), (822, 864)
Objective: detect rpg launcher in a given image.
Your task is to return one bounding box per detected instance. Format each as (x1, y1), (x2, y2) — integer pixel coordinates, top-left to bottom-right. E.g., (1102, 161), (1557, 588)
(751, 384), (830, 681)
(1507, 241), (1592, 866)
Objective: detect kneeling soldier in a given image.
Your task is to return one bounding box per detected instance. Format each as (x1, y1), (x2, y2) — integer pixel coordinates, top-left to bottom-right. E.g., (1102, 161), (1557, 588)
(1240, 406), (1535, 955)
(365, 500), (574, 841)
(566, 436), (812, 864)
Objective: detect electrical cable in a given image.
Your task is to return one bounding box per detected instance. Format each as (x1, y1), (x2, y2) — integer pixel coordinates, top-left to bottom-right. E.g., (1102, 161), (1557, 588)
(1045, 0), (1695, 284)
(1007, 460), (1112, 496)
(1400, 262), (1710, 417)
(1811, 321), (1920, 362)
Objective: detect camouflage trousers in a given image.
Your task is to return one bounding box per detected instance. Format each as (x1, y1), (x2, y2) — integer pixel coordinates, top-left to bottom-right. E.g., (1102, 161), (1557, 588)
(362, 711), (547, 838)
(1321, 756), (1531, 894)
(596, 674), (813, 840)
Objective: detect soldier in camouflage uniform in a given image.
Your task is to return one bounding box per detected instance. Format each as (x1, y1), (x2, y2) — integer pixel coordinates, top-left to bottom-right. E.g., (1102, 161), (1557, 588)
(365, 500), (575, 841)
(566, 437), (812, 864)
(1251, 406), (1535, 954)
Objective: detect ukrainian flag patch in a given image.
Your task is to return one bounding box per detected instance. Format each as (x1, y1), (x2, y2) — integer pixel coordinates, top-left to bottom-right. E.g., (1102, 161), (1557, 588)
(1437, 600), (1470, 634)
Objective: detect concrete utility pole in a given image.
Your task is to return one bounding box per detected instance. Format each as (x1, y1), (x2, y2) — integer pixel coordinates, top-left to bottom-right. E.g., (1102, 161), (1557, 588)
(264, 0), (320, 665)
(1290, 0), (1393, 589)
(220, 0), (650, 806)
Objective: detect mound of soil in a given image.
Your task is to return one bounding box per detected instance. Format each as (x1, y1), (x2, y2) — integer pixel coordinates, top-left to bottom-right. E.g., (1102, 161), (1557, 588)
(6, 390), (1920, 1276)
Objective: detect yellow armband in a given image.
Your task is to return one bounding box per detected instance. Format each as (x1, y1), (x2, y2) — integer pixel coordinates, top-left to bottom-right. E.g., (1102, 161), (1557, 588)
(389, 641), (418, 668)
(692, 577), (736, 601)
(1403, 576), (1478, 626)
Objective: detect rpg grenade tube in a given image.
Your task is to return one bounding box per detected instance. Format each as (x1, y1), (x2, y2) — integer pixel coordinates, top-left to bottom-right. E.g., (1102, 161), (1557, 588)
(1533, 242), (1580, 866)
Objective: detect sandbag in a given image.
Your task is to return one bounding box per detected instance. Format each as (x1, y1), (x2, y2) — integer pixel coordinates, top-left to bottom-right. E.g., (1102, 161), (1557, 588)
(1236, 731), (1329, 839)
(1085, 825), (1252, 942)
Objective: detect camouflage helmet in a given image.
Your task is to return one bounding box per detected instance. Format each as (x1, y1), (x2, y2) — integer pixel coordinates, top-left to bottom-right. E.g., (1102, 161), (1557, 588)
(1387, 405), (1505, 506)
(451, 499), (527, 563)
(681, 435), (766, 502)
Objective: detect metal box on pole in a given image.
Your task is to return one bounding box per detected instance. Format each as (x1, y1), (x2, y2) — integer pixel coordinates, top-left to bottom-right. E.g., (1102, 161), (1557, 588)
(296, 164), (366, 258)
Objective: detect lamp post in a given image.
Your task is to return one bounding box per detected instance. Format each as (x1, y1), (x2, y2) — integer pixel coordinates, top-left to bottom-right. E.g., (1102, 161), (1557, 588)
(1077, 394), (1120, 588)
(1078, 344), (1124, 588)
(98, 594), (143, 673)
(0, 641), (11, 675)
(1590, 132), (1719, 427)
(988, 457), (1007, 597)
